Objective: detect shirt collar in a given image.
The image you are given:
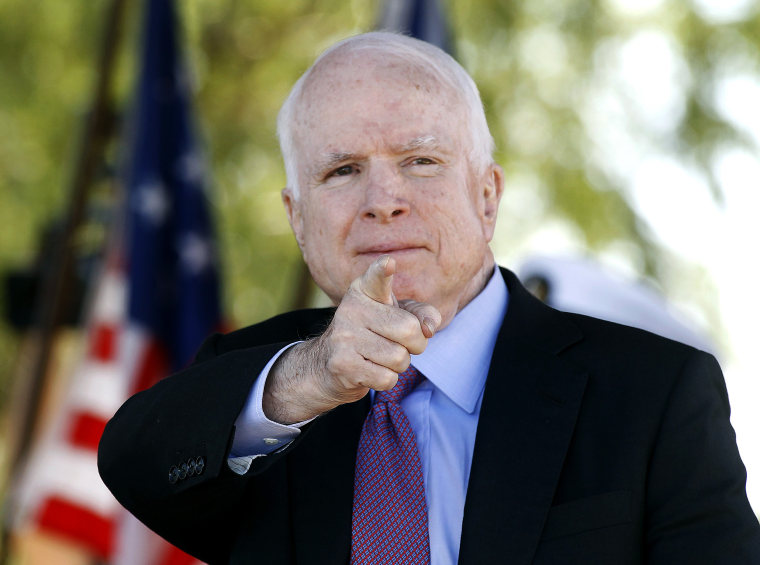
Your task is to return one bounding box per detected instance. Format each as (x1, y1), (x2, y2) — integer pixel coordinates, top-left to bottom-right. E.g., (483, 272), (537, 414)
(411, 266), (508, 414)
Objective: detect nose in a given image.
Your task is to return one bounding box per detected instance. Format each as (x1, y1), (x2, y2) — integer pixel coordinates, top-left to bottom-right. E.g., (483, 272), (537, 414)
(359, 165), (410, 222)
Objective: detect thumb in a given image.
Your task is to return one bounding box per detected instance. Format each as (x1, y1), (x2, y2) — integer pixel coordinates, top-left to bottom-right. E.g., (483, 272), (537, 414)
(358, 255), (397, 306)
(398, 299), (442, 339)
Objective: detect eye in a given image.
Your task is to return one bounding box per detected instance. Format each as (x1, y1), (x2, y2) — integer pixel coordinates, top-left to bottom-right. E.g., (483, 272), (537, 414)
(329, 164), (356, 177)
(412, 157), (435, 165)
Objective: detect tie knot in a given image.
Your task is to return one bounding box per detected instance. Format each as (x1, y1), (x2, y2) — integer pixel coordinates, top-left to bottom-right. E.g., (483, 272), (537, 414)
(376, 366), (424, 404)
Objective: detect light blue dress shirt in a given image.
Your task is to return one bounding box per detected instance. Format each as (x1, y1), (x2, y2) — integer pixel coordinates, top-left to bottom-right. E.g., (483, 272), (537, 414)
(230, 267), (509, 565)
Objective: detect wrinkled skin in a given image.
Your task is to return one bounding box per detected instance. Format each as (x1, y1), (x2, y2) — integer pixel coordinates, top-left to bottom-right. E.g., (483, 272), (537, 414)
(265, 50), (504, 424)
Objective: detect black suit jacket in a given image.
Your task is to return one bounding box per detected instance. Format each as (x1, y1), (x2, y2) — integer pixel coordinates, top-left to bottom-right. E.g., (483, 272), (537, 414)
(99, 269), (760, 564)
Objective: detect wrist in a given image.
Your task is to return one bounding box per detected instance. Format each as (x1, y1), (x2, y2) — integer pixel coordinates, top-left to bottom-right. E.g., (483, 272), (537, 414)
(263, 339), (334, 424)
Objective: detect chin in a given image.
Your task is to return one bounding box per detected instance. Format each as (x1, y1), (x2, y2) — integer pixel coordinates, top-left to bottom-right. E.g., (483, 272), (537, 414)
(391, 277), (430, 303)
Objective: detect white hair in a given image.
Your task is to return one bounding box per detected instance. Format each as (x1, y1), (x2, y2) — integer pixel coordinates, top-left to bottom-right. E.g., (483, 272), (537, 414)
(276, 31), (495, 198)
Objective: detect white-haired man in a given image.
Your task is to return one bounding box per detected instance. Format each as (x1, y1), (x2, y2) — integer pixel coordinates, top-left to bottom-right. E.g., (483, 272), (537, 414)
(99, 32), (760, 564)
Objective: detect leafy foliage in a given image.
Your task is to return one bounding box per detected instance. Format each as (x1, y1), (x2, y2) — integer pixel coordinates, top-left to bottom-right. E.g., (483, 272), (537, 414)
(0, 0), (758, 398)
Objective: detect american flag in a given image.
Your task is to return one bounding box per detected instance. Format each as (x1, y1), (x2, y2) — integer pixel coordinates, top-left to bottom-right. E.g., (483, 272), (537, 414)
(13, 1), (220, 563)
(377, 0), (452, 52)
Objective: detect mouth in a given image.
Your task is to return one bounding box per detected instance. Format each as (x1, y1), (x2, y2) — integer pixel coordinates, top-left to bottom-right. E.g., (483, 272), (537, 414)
(356, 245), (426, 258)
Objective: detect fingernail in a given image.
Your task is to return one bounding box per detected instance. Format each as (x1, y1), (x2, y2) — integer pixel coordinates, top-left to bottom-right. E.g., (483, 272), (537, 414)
(423, 317), (436, 336)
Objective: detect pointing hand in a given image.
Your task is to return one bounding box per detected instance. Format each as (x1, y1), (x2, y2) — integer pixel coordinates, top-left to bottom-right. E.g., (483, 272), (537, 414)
(264, 255), (441, 424)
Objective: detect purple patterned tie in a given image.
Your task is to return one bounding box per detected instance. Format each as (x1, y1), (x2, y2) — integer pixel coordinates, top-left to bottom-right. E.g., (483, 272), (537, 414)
(350, 365), (430, 564)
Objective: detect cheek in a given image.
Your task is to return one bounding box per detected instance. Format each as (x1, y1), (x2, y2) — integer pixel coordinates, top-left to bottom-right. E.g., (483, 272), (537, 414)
(432, 195), (489, 258)
(430, 184), (482, 229)
(300, 197), (357, 252)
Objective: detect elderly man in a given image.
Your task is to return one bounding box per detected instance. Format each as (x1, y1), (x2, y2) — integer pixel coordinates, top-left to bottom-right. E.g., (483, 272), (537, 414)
(99, 32), (760, 564)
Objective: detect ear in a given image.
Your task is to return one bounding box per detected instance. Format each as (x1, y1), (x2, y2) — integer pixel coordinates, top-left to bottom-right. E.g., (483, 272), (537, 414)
(481, 163), (504, 240)
(282, 187), (306, 250)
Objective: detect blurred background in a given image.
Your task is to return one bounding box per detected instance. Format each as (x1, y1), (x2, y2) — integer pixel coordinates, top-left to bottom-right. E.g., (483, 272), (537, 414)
(0, 0), (758, 563)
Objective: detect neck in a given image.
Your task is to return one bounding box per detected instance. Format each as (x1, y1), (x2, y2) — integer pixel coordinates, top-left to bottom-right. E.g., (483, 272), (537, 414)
(437, 251), (496, 331)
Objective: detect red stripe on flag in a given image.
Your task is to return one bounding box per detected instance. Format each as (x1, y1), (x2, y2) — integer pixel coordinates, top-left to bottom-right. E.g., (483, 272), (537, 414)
(37, 496), (114, 558)
(90, 324), (118, 361)
(132, 339), (169, 394)
(69, 412), (108, 451)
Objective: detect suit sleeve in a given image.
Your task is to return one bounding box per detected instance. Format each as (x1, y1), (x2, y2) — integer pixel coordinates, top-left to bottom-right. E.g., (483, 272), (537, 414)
(97, 338), (293, 564)
(645, 350), (760, 563)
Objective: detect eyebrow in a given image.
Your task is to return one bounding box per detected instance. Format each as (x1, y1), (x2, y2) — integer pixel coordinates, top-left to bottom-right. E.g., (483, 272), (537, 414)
(311, 152), (357, 176)
(395, 135), (440, 153)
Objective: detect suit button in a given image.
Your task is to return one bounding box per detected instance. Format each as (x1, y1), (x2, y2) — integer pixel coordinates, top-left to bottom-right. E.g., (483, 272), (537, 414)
(179, 462), (188, 480)
(187, 457), (197, 476)
(168, 466), (179, 484)
(195, 456), (205, 475)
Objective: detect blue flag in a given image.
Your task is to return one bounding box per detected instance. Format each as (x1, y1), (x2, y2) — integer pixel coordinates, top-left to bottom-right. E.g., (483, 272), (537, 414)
(14, 2), (219, 562)
(124, 0), (222, 374)
(378, 0), (452, 53)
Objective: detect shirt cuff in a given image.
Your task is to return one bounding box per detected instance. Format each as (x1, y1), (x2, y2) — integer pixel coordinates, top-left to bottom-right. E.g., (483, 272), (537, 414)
(229, 342), (310, 463)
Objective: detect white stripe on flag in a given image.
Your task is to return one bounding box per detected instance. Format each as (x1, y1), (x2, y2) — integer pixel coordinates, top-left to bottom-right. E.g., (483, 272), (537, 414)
(68, 360), (129, 418)
(15, 443), (120, 526)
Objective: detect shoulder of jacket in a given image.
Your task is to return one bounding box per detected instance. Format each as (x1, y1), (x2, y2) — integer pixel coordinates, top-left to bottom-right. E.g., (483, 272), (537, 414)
(212, 307), (336, 354)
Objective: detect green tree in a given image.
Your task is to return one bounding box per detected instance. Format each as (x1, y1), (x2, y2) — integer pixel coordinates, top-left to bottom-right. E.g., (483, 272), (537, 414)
(1, 0), (758, 402)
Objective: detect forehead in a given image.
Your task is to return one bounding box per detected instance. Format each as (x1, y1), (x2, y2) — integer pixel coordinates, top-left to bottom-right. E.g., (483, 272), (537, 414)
(302, 49), (453, 102)
(293, 53), (466, 156)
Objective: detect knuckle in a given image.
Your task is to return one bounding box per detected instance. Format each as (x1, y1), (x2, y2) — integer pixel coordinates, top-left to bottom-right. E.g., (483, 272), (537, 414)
(407, 338), (426, 356)
(375, 371), (398, 391)
(389, 346), (410, 370)
(398, 316), (421, 341)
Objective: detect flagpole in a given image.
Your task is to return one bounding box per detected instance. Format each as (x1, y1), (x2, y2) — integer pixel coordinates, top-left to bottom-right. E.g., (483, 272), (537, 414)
(1, 0), (128, 560)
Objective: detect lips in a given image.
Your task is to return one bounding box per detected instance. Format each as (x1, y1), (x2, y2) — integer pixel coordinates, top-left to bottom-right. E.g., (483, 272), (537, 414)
(356, 244), (426, 256)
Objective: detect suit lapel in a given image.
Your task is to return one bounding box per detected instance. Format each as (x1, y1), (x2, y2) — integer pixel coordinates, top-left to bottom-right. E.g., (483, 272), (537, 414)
(284, 269), (588, 564)
(458, 269), (588, 565)
(289, 396), (369, 565)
